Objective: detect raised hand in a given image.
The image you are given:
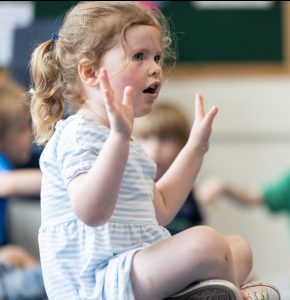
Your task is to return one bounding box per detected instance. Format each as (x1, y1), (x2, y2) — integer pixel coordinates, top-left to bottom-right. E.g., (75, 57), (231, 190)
(99, 68), (134, 140)
(188, 94), (218, 153)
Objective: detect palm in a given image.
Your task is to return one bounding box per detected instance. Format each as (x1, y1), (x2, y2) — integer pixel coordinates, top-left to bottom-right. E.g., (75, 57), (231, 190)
(189, 94), (218, 153)
(99, 68), (134, 139)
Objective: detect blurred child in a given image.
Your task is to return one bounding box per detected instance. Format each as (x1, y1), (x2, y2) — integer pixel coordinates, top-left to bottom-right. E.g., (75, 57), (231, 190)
(0, 82), (41, 245)
(0, 245), (46, 300)
(0, 81), (45, 299)
(196, 172), (290, 227)
(134, 103), (203, 234)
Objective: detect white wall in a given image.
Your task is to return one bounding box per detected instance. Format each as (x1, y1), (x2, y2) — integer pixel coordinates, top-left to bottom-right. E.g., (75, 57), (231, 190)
(159, 74), (290, 297)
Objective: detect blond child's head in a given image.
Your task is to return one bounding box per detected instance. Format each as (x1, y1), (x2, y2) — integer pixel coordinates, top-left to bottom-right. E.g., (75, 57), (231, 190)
(134, 103), (190, 181)
(0, 82), (32, 165)
(30, 1), (175, 145)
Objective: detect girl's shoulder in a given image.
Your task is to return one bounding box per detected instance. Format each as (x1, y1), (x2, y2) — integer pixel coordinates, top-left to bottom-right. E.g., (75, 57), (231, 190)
(42, 114), (110, 164)
(57, 114), (110, 148)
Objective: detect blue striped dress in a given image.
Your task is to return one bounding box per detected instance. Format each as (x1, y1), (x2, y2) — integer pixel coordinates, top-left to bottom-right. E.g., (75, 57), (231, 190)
(39, 115), (170, 300)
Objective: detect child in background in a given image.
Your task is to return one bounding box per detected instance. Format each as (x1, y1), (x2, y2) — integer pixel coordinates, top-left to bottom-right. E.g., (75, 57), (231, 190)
(134, 103), (203, 234)
(0, 82), (41, 245)
(29, 1), (280, 299)
(0, 245), (46, 300)
(0, 82), (45, 299)
(196, 173), (290, 231)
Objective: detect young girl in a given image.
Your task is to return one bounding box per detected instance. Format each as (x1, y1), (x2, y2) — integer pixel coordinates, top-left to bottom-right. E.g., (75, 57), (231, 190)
(29, 2), (280, 299)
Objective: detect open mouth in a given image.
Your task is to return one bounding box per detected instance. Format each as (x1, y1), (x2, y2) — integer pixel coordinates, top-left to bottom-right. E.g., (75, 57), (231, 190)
(143, 83), (160, 95)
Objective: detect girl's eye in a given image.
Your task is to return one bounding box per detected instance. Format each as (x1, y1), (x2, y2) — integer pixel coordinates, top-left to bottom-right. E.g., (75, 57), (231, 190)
(132, 52), (144, 61)
(154, 55), (162, 64)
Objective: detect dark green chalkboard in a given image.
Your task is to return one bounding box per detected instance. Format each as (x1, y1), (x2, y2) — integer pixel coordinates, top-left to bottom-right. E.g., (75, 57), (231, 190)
(34, 1), (78, 19)
(161, 1), (283, 63)
(34, 1), (283, 64)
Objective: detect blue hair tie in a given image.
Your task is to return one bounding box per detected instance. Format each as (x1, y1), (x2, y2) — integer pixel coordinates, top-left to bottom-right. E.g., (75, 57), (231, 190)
(50, 32), (59, 42)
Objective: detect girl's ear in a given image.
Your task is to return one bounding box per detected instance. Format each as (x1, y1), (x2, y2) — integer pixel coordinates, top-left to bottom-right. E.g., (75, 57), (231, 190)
(78, 59), (99, 88)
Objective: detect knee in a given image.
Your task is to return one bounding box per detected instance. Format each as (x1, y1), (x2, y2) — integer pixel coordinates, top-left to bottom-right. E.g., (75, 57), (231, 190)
(226, 234), (253, 270)
(185, 226), (233, 271)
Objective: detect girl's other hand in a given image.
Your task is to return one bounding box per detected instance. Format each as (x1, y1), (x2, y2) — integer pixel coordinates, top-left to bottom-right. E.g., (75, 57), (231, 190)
(188, 93), (218, 153)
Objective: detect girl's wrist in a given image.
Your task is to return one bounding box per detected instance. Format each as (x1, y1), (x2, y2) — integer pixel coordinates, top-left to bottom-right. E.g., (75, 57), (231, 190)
(184, 141), (209, 156)
(109, 131), (131, 144)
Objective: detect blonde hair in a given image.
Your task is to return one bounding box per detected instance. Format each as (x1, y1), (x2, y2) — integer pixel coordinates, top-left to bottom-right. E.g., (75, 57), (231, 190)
(134, 103), (190, 148)
(0, 82), (29, 140)
(29, 1), (175, 145)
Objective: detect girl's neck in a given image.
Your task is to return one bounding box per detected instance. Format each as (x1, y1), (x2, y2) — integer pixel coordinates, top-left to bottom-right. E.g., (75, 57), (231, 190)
(77, 104), (110, 128)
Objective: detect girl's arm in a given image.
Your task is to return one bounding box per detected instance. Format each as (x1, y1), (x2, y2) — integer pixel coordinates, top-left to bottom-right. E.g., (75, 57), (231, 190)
(153, 94), (218, 225)
(68, 69), (134, 227)
(0, 169), (41, 197)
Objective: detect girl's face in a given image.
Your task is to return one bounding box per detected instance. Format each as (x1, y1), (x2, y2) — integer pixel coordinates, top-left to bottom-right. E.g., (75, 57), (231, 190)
(100, 25), (163, 117)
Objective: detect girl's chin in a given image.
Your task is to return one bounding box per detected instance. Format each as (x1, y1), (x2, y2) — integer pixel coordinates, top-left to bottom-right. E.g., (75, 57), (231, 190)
(135, 105), (155, 118)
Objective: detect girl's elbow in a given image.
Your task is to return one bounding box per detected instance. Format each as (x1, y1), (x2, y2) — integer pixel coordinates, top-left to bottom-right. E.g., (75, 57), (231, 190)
(82, 216), (109, 227)
(155, 212), (173, 226)
(75, 210), (110, 227)
(72, 201), (111, 227)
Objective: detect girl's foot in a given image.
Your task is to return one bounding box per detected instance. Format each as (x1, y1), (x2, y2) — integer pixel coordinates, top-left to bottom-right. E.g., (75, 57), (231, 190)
(241, 282), (280, 300)
(164, 279), (242, 299)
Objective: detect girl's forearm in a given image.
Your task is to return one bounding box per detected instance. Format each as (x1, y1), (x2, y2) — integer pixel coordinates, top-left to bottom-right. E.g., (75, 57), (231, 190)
(156, 143), (205, 221)
(69, 132), (130, 226)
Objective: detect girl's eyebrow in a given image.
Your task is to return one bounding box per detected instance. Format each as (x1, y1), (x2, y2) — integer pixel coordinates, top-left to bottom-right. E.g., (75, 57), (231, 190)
(131, 47), (163, 55)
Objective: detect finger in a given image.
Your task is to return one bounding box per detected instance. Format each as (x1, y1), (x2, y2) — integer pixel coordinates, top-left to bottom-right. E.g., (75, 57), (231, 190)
(99, 68), (113, 94)
(195, 93), (204, 120)
(103, 89), (117, 115)
(204, 105), (218, 125)
(122, 86), (134, 108)
(99, 68), (116, 110)
(99, 68), (110, 88)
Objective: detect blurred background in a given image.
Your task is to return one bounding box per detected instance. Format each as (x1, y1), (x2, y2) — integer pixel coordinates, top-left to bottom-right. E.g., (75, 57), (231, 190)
(1, 1), (290, 298)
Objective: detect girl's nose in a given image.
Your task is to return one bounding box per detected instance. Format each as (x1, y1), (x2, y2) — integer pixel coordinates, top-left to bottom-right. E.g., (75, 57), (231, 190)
(149, 62), (162, 78)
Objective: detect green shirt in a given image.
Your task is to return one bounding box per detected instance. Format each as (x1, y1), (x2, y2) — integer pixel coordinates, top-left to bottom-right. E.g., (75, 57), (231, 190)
(263, 171), (290, 214)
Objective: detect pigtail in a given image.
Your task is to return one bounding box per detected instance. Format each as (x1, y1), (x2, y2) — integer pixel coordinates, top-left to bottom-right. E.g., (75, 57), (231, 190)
(29, 39), (64, 145)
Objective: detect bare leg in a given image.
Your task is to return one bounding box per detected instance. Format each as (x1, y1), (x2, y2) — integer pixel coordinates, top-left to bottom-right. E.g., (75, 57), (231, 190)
(131, 226), (252, 300)
(0, 245), (38, 268)
(225, 235), (253, 286)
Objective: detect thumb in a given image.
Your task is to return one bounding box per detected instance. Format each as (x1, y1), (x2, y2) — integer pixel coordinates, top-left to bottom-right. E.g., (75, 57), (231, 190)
(122, 86), (134, 108)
